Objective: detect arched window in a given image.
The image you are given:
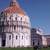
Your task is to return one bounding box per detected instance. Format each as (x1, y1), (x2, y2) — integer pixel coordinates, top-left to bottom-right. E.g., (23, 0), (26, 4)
(22, 36), (23, 39)
(21, 26), (23, 30)
(16, 35), (18, 40)
(14, 25), (16, 30)
(15, 17), (17, 20)
(21, 17), (22, 20)
(9, 17), (11, 20)
(9, 35), (11, 40)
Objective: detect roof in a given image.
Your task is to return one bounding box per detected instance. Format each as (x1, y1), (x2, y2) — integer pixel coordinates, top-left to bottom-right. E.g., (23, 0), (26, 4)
(4, 0), (25, 16)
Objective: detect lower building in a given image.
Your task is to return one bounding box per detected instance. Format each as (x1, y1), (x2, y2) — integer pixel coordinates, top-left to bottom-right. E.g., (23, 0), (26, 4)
(31, 28), (49, 47)
(43, 35), (50, 47)
(31, 28), (42, 47)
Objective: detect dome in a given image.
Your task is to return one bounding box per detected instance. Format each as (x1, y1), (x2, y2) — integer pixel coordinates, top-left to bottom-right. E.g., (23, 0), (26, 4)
(0, 0), (31, 33)
(4, 0), (25, 16)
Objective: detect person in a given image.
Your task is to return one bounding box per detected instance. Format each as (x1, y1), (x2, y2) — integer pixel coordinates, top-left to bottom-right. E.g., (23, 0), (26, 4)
(34, 45), (38, 50)
(33, 42), (38, 50)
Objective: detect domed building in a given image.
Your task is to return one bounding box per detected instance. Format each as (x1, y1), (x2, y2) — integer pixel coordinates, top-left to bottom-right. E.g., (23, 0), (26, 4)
(0, 0), (31, 47)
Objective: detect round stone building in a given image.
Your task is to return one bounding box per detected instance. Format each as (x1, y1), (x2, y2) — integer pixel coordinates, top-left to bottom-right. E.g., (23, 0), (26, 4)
(0, 0), (31, 47)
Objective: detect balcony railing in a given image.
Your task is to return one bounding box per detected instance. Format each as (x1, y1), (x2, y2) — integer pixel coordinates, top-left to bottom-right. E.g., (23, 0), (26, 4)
(0, 21), (30, 28)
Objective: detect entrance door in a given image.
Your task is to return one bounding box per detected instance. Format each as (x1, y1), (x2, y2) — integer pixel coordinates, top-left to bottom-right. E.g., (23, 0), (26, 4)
(2, 40), (6, 47)
(2, 34), (6, 47)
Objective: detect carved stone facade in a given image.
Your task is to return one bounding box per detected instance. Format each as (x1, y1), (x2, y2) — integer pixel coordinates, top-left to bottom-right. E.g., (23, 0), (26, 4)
(0, 0), (31, 47)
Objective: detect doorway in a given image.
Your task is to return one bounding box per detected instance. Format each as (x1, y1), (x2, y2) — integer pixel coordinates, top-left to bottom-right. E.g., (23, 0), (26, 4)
(2, 40), (6, 47)
(2, 34), (6, 47)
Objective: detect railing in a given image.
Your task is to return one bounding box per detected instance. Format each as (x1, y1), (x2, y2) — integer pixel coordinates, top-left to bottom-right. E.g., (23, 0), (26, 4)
(0, 20), (31, 33)
(0, 21), (30, 28)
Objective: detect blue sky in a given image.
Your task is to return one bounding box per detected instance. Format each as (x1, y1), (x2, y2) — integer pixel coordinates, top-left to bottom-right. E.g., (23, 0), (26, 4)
(0, 0), (50, 34)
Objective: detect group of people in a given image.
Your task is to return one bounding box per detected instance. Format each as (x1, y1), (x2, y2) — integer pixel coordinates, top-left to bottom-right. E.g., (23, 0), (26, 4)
(33, 45), (40, 50)
(33, 42), (41, 50)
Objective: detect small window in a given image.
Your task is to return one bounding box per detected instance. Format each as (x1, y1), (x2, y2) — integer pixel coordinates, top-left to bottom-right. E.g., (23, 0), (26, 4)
(14, 25), (16, 30)
(15, 17), (17, 20)
(21, 17), (22, 20)
(9, 17), (11, 19)
(22, 36), (23, 39)
(16, 35), (17, 40)
(21, 26), (23, 30)
(9, 35), (11, 40)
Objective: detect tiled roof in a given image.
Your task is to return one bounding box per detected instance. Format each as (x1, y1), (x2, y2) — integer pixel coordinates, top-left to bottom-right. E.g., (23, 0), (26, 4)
(4, 0), (25, 16)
